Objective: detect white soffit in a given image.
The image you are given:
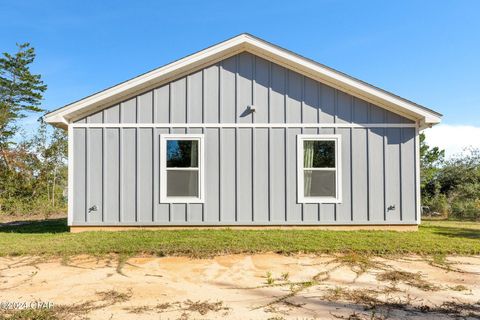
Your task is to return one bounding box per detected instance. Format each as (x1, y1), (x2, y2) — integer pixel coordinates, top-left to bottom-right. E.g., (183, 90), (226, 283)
(44, 33), (442, 128)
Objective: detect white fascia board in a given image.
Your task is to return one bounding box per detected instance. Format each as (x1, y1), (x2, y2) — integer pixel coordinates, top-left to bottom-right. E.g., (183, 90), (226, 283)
(44, 35), (249, 125)
(242, 35), (441, 124)
(44, 34), (441, 127)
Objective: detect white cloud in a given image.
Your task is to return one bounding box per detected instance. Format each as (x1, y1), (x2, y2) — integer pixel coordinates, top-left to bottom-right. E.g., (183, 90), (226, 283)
(423, 124), (480, 158)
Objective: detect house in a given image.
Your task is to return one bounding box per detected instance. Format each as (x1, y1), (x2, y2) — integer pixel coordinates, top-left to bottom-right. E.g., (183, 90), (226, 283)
(44, 34), (442, 232)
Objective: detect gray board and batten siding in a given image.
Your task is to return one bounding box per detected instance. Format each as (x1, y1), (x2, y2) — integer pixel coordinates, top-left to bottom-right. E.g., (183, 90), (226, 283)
(71, 52), (418, 226)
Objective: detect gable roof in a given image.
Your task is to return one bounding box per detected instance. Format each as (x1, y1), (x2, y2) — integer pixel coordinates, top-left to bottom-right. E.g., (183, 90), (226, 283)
(44, 33), (442, 129)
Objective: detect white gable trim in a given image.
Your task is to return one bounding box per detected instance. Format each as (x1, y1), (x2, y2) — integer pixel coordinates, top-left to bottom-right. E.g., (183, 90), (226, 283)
(44, 34), (441, 129)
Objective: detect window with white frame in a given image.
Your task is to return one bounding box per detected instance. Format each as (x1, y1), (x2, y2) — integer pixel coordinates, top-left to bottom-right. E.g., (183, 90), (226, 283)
(297, 134), (342, 203)
(160, 134), (204, 203)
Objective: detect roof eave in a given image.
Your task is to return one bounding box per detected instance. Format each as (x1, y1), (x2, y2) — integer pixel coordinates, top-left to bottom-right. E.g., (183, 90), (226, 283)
(43, 33), (442, 128)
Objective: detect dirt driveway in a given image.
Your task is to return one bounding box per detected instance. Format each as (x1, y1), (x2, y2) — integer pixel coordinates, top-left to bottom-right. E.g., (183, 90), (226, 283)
(1, 254), (479, 319)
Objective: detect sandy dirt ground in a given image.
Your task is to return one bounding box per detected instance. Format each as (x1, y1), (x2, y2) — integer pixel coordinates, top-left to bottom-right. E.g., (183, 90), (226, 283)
(1, 254), (479, 319)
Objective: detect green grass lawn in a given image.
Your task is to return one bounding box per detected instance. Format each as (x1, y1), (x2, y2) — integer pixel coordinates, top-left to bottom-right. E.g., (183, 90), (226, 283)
(0, 219), (478, 257)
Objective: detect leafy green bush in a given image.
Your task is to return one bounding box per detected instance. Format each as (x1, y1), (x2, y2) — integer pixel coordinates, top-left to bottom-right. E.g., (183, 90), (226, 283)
(421, 131), (480, 221)
(423, 148), (480, 221)
(450, 199), (480, 220)
(0, 196), (66, 217)
(423, 194), (450, 217)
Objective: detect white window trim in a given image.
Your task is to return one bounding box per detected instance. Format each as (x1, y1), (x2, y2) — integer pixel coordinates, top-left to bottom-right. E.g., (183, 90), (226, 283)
(297, 134), (342, 204)
(160, 134), (205, 203)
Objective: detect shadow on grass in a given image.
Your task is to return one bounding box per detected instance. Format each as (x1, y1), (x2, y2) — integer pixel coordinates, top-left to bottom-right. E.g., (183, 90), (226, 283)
(428, 225), (480, 240)
(0, 218), (68, 234)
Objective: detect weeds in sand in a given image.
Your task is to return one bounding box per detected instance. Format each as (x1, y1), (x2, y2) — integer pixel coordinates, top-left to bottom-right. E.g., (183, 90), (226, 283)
(155, 302), (172, 310)
(177, 311), (189, 320)
(59, 256), (98, 270)
(252, 271), (329, 310)
(325, 285), (480, 318)
(0, 308), (58, 320)
(376, 270), (438, 291)
(265, 271), (275, 285)
(418, 300), (480, 317)
(123, 300), (230, 317)
(324, 286), (345, 301)
(127, 305), (152, 314)
(0, 289), (133, 320)
(281, 272), (289, 281)
(450, 284), (468, 291)
(330, 310), (386, 320)
(115, 254), (131, 276)
(144, 273), (163, 278)
(427, 254), (480, 275)
(329, 253), (388, 280)
(246, 253), (474, 315)
(96, 289), (132, 303)
(182, 300), (228, 315)
(323, 287), (383, 308)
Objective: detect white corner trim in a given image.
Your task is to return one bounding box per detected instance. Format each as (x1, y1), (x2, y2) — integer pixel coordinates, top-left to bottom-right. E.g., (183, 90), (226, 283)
(415, 122), (421, 224)
(67, 125), (74, 226)
(297, 134), (342, 204)
(159, 133), (205, 204)
(44, 34), (441, 127)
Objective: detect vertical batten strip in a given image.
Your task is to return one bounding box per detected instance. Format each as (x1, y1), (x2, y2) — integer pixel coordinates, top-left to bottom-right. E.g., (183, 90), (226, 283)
(152, 91), (156, 222)
(85, 127), (88, 223)
(317, 83), (322, 221)
(234, 128), (238, 222)
(152, 128), (157, 222)
(101, 112), (105, 223)
(300, 76), (305, 222)
(135, 98), (138, 222)
(167, 127), (171, 222)
(185, 76), (189, 223)
(201, 70), (205, 222)
(366, 128), (370, 221)
(251, 56), (256, 222)
(218, 128), (222, 223)
(382, 110), (387, 221)
(399, 128), (403, 221)
(267, 60), (271, 222)
(350, 96), (354, 221)
(201, 69), (205, 123)
(267, 127), (271, 222)
(102, 127), (105, 223)
(185, 75), (189, 124)
(119, 105), (122, 223)
(218, 63), (222, 223)
(186, 127), (189, 222)
(202, 127), (205, 222)
(284, 69), (288, 222)
(167, 86), (171, 222)
(234, 56), (238, 222)
(333, 89), (338, 222)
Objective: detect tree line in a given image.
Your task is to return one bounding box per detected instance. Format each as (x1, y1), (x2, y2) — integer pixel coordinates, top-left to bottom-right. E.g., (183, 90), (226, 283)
(0, 43), (67, 216)
(421, 133), (480, 220)
(0, 44), (478, 219)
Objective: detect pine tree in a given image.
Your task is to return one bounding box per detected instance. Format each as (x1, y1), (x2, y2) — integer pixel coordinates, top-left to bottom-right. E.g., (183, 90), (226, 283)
(0, 43), (47, 168)
(0, 43), (47, 213)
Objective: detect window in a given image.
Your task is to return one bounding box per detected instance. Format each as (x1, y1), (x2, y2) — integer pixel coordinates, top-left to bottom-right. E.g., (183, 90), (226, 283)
(297, 134), (342, 203)
(160, 134), (204, 203)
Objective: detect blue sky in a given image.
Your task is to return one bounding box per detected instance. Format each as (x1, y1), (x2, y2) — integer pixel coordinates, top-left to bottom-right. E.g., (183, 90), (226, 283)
(1, 0), (479, 155)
